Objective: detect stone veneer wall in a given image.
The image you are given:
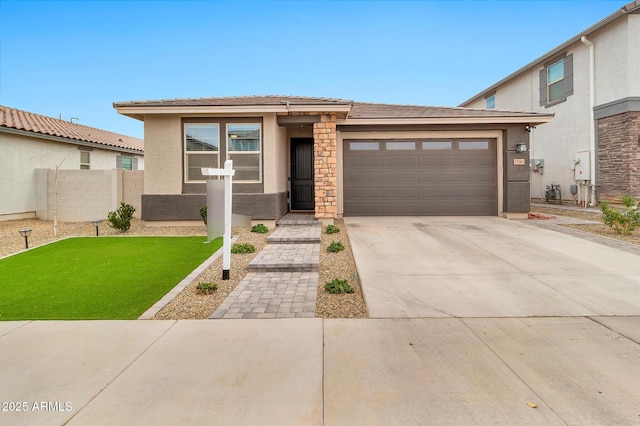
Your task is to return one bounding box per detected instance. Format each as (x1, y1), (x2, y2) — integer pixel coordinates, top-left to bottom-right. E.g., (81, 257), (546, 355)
(597, 111), (640, 200)
(313, 114), (338, 219)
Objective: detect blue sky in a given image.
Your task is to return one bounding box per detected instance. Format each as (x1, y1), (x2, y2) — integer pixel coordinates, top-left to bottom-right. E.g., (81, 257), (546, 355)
(0, 0), (625, 139)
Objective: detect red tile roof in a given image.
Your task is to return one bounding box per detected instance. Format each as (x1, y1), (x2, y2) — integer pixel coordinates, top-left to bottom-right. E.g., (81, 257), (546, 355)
(1, 105), (143, 152)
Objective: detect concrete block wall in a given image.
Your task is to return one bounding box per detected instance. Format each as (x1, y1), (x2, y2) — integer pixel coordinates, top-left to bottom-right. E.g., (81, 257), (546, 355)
(35, 169), (143, 222)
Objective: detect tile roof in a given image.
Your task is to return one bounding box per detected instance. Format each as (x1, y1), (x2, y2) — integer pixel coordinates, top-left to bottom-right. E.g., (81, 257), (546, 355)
(349, 102), (547, 119)
(114, 95), (550, 120)
(0, 105), (144, 152)
(113, 95), (353, 108)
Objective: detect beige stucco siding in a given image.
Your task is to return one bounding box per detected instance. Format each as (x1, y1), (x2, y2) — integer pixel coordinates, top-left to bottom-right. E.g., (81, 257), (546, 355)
(143, 115), (182, 194)
(262, 113), (285, 193)
(0, 132), (142, 218)
(629, 14), (640, 96)
(592, 17), (630, 105)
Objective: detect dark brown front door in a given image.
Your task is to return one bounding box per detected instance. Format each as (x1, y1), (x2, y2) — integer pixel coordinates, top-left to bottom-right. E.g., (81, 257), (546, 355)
(291, 138), (315, 211)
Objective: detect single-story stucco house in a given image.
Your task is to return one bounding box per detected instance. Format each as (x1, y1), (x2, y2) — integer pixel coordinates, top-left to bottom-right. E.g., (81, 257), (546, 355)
(113, 96), (552, 222)
(0, 105), (144, 221)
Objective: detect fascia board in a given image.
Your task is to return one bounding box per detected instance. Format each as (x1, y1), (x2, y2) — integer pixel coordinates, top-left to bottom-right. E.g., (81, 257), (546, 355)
(115, 104), (352, 116)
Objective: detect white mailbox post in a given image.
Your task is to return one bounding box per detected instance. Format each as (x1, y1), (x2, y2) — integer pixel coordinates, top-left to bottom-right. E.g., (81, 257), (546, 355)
(201, 160), (235, 280)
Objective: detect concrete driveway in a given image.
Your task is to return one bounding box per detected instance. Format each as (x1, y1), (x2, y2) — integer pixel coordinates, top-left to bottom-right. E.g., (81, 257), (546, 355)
(345, 216), (640, 318)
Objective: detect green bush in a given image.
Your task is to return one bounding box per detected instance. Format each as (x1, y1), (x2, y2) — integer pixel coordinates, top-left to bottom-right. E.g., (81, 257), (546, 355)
(200, 206), (207, 225)
(324, 278), (354, 294)
(325, 224), (340, 234)
(231, 243), (256, 254)
(251, 223), (269, 234)
(600, 196), (640, 235)
(196, 282), (218, 295)
(107, 202), (136, 233)
(327, 241), (345, 253)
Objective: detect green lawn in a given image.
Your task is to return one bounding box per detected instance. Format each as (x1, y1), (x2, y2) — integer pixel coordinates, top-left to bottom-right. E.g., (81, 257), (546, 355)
(0, 236), (222, 320)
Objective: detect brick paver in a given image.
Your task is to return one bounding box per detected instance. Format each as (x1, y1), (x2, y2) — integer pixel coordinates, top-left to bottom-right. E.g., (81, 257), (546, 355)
(210, 272), (318, 319)
(249, 243), (319, 272)
(211, 213), (322, 319)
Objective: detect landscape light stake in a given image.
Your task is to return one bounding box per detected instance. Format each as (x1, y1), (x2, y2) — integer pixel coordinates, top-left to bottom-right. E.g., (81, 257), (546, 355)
(19, 228), (32, 249)
(91, 219), (102, 236)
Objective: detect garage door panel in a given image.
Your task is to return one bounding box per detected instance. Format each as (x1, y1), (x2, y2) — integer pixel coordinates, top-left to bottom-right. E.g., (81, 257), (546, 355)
(346, 187), (382, 200)
(382, 187), (418, 199)
(384, 171), (418, 183)
(383, 156), (418, 167)
(420, 156), (455, 167)
(348, 156), (382, 168)
(344, 139), (497, 216)
(382, 202), (418, 215)
(347, 171), (383, 183)
(456, 156), (494, 167)
(346, 203), (382, 216)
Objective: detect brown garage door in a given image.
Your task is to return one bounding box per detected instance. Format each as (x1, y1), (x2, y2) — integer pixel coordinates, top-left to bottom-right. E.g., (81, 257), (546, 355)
(343, 139), (497, 216)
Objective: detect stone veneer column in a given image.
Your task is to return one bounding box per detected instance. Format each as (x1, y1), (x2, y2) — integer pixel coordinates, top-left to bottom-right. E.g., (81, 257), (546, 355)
(597, 111), (640, 200)
(313, 114), (337, 219)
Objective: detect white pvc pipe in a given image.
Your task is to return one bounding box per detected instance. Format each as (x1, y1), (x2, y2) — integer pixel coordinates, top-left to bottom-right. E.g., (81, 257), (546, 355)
(581, 36), (597, 206)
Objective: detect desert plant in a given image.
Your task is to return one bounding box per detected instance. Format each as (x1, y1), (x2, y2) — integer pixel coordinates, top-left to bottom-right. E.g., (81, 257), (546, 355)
(200, 206), (207, 225)
(107, 202), (136, 233)
(324, 278), (354, 294)
(251, 223), (269, 234)
(231, 243), (256, 254)
(196, 281), (218, 295)
(600, 196), (640, 235)
(327, 241), (345, 253)
(325, 224), (340, 234)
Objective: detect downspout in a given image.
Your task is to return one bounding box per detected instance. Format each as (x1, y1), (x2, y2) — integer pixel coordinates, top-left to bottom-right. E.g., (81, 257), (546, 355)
(581, 35), (597, 206)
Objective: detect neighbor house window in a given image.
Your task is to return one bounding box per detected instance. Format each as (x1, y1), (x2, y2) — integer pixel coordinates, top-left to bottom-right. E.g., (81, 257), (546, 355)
(117, 155), (137, 170)
(185, 123), (219, 182)
(485, 95), (495, 109)
(80, 150), (90, 170)
(540, 54), (573, 106)
(227, 124), (261, 182)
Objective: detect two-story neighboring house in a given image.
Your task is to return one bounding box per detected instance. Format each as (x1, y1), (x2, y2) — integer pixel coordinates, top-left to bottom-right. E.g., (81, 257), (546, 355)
(460, 0), (640, 206)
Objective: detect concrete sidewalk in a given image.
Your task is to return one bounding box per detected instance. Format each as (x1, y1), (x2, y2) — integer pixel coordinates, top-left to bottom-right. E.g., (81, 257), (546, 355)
(2, 317), (640, 425)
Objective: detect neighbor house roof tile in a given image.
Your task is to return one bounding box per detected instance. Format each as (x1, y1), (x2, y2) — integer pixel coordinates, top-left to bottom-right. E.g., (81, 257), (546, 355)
(0, 105), (144, 152)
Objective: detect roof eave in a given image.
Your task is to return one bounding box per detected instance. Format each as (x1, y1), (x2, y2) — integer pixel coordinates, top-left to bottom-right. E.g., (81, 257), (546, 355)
(338, 115), (554, 126)
(0, 126), (144, 154)
(114, 104), (353, 120)
(458, 2), (635, 107)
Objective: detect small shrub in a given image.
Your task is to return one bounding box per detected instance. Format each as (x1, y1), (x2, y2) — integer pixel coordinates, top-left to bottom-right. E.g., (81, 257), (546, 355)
(324, 278), (354, 294)
(200, 206), (207, 225)
(231, 243), (256, 254)
(196, 282), (218, 295)
(107, 202), (136, 233)
(325, 224), (340, 234)
(601, 196), (640, 235)
(327, 241), (345, 253)
(251, 223), (269, 234)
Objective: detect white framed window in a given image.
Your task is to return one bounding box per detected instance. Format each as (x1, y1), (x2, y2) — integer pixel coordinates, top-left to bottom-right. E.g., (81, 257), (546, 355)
(485, 95), (495, 109)
(80, 150), (90, 170)
(184, 123), (219, 182)
(117, 155), (137, 170)
(540, 54), (573, 106)
(547, 60), (564, 103)
(226, 123), (262, 182)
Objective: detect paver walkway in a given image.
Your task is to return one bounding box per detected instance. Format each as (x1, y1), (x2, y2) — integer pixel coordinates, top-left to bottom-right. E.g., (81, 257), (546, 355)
(210, 214), (321, 319)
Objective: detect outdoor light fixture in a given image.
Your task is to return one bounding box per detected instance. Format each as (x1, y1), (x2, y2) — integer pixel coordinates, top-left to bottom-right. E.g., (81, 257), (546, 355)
(91, 219), (102, 236)
(229, 134), (238, 139)
(18, 228), (32, 249)
(516, 143), (528, 153)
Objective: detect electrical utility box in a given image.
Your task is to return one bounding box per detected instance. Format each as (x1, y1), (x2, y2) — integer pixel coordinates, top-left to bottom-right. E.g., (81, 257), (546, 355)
(574, 151), (591, 181)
